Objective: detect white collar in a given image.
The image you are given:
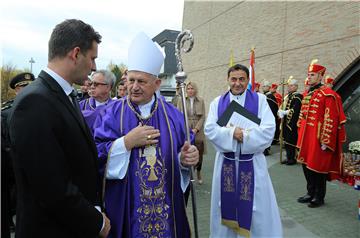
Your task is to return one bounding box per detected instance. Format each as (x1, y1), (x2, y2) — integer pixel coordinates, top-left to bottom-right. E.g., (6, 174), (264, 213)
(229, 90), (247, 104)
(44, 67), (74, 96)
(138, 96), (155, 117)
(95, 98), (109, 107)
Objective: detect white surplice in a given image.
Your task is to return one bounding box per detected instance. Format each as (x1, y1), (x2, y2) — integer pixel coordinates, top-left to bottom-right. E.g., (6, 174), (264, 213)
(205, 90), (283, 238)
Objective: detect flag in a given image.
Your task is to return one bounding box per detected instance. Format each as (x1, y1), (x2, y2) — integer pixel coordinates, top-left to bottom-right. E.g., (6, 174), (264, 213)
(229, 50), (235, 67)
(249, 48), (255, 91)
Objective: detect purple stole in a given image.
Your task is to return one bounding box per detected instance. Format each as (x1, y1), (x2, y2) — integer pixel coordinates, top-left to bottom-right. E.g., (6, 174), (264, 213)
(95, 97), (190, 238)
(217, 90), (258, 237)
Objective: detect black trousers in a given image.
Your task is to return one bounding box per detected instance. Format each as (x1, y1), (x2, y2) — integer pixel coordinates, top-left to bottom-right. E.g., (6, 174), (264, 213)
(194, 140), (204, 171)
(302, 164), (327, 201)
(285, 144), (296, 162)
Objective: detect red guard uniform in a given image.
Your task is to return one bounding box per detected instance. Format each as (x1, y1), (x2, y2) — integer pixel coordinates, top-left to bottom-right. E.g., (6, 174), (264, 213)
(297, 86), (346, 174)
(271, 83), (283, 107)
(296, 63), (346, 207)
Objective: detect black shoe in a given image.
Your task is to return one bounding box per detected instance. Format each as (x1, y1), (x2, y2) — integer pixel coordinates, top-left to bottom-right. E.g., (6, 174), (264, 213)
(297, 194), (313, 203)
(308, 198), (324, 208)
(281, 160), (288, 164)
(286, 160), (297, 165)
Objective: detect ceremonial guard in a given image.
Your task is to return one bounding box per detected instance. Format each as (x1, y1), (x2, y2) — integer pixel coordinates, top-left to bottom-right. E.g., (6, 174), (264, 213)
(322, 76), (346, 172)
(254, 82), (260, 92)
(266, 84), (280, 145)
(297, 61), (346, 208)
(270, 83), (283, 107)
(323, 76), (335, 89)
(261, 80), (270, 94)
(1, 72), (34, 238)
(303, 78), (310, 96)
(278, 76), (303, 165)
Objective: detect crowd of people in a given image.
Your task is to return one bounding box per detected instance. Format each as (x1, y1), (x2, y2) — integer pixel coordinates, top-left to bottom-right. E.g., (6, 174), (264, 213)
(1, 18), (346, 238)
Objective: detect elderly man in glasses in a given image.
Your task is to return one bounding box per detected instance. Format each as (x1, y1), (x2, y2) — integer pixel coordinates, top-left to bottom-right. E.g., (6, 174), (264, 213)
(80, 70), (115, 110)
(79, 69), (116, 134)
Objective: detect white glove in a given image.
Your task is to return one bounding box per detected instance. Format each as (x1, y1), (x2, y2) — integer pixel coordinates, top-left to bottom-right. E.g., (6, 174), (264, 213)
(284, 110), (290, 115)
(277, 110), (285, 119)
(321, 144), (327, 151)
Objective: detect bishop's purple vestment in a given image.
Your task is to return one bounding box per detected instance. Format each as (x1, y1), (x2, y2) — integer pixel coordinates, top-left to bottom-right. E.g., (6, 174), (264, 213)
(94, 96), (191, 238)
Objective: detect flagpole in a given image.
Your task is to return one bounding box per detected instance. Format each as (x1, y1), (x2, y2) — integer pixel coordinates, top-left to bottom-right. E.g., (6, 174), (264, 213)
(175, 30), (199, 238)
(279, 77), (286, 164)
(250, 47), (255, 91)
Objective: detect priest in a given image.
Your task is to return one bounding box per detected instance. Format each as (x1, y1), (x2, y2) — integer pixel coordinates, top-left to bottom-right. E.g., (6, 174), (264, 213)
(205, 64), (282, 238)
(93, 32), (199, 238)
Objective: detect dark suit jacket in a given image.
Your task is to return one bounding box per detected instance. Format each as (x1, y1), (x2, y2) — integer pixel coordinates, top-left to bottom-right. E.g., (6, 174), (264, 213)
(8, 71), (103, 238)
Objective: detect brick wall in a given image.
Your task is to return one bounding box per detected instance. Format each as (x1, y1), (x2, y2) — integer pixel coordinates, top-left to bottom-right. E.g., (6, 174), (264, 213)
(182, 1), (360, 111)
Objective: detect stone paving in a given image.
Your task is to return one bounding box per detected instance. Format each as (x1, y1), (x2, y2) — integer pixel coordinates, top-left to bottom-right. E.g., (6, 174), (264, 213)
(186, 143), (360, 238)
(9, 144), (359, 238)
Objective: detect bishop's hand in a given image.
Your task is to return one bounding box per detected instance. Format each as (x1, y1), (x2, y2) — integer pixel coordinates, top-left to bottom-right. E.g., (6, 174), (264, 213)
(124, 123), (160, 150)
(180, 141), (199, 167)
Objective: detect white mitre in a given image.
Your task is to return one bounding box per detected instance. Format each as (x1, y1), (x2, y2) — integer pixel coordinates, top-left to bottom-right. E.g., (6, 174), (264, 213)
(128, 32), (165, 76)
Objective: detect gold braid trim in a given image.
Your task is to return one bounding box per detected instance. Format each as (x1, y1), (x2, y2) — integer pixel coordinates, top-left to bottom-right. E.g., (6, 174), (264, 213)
(320, 107), (333, 146)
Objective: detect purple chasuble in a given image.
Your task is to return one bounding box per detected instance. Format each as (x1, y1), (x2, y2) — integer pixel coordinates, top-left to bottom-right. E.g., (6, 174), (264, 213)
(217, 90), (258, 237)
(80, 98), (115, 135)
(94, 96), (191, 238)
(79, 97), (97, 111)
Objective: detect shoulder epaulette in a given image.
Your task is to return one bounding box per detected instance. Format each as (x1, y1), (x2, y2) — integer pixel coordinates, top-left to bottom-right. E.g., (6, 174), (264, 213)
(1, 100), (13, 111)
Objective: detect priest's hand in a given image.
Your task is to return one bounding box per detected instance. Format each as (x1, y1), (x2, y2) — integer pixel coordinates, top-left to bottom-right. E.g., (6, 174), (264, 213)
(124, 123), (160, 150)
(99, 212), (111, 238)
(233, 127), (244, 142)
(180, 141), (199, 167)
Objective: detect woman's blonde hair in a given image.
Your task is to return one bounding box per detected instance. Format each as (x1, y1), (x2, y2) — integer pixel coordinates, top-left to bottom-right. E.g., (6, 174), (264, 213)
(186, 81), (198, 96)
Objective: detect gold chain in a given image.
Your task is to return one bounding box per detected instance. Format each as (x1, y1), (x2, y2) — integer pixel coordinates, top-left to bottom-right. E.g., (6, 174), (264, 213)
(126, 97), (159, 125)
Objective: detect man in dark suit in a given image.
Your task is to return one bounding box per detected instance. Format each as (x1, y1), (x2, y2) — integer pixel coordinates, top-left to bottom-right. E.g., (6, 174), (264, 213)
(1, 72), (34, 238)
(8, 19), (110, 238)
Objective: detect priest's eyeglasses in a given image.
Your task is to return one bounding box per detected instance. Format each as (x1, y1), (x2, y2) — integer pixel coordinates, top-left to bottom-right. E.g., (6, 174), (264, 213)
(90, 81), (108, 87)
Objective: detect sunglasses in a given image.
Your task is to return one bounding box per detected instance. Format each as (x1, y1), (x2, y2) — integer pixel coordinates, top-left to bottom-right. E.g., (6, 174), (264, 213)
(90, 81), (108, 87)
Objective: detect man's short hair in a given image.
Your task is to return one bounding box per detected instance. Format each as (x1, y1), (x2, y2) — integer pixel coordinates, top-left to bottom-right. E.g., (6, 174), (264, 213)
(48, 19), (102, 61)
(92, 70), (116, 88)
(227, 64), (249, 78)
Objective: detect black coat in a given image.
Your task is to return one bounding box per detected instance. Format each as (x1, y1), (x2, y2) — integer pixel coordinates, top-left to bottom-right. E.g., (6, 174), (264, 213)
(1, 102), (15, 238)
(266, 92), (280, 142)
(8, 71), (103, 238)
(283, 92), (303, 146)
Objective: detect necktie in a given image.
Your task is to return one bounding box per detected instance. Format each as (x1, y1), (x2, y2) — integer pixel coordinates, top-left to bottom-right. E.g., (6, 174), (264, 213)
(69, 89), (85, 128)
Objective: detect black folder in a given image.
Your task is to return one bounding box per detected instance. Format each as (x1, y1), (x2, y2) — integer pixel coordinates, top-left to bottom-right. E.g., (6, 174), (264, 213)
(217, 100), (261, 126)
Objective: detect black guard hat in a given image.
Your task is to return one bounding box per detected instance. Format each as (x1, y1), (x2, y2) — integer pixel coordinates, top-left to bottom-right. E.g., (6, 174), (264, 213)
(10, 72), (35, 89)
